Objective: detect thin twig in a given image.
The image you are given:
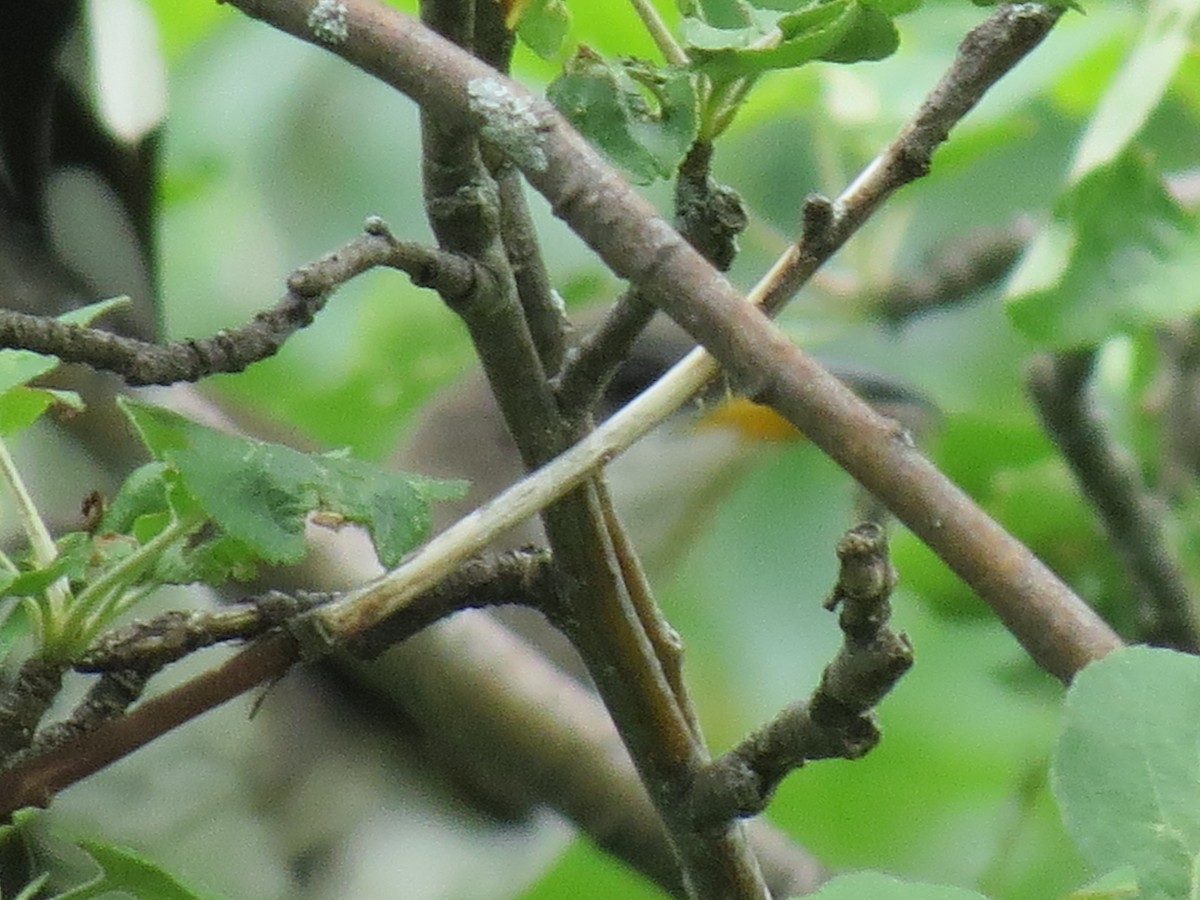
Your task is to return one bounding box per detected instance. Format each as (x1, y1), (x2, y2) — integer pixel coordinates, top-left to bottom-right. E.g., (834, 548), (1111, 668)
(475, 1), (570, 376)
(630, 0), (690, 67)
(596, 479), (703, 741)
(555, 286), (658, 414)
(74, 592), (327, 673)
(0, 219), (476, 385)
(344, 547), (553, 657)
(872, 218), (1034, 325)
(1028, 351), (1200, 651)
(556, 140), (746, 416)
(689, 524), (911, 829)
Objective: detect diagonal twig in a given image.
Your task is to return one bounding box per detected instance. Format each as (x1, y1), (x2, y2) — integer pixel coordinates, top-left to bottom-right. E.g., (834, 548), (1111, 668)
(1028, 351), (1200, 651)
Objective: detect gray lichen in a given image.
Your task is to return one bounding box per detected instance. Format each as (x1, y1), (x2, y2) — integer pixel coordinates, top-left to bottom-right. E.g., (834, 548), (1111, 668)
(307, 0), (348, 45)
(466, 78), (548, 173)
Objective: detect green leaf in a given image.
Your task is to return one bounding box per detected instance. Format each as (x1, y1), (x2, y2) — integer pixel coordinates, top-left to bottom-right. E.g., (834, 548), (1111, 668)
(124, 401), (319, 563)
(684, 2), (856, 75)
(1051, 647), (1200, 900)
(547, 51), (698, 184)
(56, 840), (207, 900)
(4, 535), (92, 597)
(514, 0), (569, 59)
(806, 871), (988, 898)
(313, 454), (430, 568)
(1065, 866), (1140, 899)
(819, 5), (898, 63)
(13, 873), (50, 900)
(100, 462), (172, 533)
(1069, 0), (1198, 179)
(1006, 150), (1200, 348)
(171, 532), (260, 584)
(682, 0), (904, 78)
(120, 399), (467, 568)
(0, 386), (83, 435)
(680, 8), (788, 52)
(863, 0), (921, 13)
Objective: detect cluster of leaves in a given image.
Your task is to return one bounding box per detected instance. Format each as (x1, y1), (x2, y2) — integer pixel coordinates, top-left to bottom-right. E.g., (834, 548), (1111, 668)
(508, 0), (922, 183)
(0, 339), (463, 664)
(1005, 0), (1200, 348)
(0, 304), (466, 896)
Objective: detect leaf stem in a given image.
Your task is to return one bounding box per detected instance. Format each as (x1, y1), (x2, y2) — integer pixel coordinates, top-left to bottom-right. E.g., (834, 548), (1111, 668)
(0, 437), (57, 569)
(629, 0), (689, 66)
(70, 512), (206, 647)
(0, 436), (72, 647)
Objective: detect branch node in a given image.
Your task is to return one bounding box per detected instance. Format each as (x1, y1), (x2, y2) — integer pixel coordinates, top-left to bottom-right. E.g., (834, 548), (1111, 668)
(363, 214), (394, 238)
(800, 193), (836, 254)
(466, 77), (549, 173)
(284, 608), (339, 662)
(688, 523), (910, 831)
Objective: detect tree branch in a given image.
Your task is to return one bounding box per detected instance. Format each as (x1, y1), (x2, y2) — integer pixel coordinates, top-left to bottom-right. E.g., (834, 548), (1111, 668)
(226, 0), (1119, 681)
(690, 524), (911, 829)
(0, 567), (825, 898)
(415, 3), (766, 896)
(2, 2), (1129, 894)
(555, 140), (747, 416)
(0, 548), (548, 809)
(870, 218), (1033, 325)
(0, 218), (476, 385)
(474, 1), (569, 377)
(1028, 351), (1200, 651)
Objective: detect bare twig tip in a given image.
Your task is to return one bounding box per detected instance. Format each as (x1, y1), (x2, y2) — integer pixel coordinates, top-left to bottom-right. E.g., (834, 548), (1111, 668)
(363, 215), (394, 239)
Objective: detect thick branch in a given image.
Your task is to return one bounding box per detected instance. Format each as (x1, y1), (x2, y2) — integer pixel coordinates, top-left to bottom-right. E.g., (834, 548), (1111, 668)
(416, 4), (765, 896)
(227, 0), (1120, 681)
